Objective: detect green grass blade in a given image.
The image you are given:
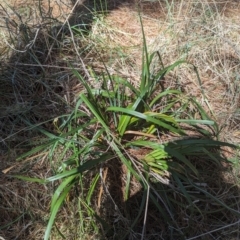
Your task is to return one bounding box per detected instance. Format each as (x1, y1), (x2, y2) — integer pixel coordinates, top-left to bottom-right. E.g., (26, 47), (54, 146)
(155, 60), (187, 80)
(47, 154), (113, 182)
(108, 107), (184, 135)
(190, 97), (219, 134)
(71, 68), (95, 100)
(164, 145), (198, 176)
(139, 13), (150, 94)
(172, 173), (193, 212)
(11, 175), (46, 183)
(172, 139), (236, 148)
(51, 175), (76, 211)
(176, 119), (215, 125)
(124, 169), (131, 201)
(150, 89), (182, 107)
(86, 173), (100, 205)
(44, 182), (75, 240)
(80, 93), (109, 130)
(113, 76), (140, 96)
(126, 140), (164, 149)
(145, 112), (178, 125)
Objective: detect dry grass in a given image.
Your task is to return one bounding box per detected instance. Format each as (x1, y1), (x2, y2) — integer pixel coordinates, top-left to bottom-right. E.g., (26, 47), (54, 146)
(0, 0), (240, 239)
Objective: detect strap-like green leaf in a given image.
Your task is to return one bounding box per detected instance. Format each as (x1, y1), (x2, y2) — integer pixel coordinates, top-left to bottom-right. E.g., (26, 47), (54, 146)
(108, 107), (184, 135)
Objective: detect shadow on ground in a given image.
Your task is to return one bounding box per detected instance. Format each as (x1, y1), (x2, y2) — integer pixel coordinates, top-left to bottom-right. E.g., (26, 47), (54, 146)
(98, 144), (240, 240)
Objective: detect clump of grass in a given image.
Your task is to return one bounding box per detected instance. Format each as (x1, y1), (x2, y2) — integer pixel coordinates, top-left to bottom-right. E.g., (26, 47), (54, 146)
(10, 14), (239, 240)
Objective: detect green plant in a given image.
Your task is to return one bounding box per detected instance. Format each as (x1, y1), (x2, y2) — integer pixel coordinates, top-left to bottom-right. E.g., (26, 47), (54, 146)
(12, 16), (239, 240)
